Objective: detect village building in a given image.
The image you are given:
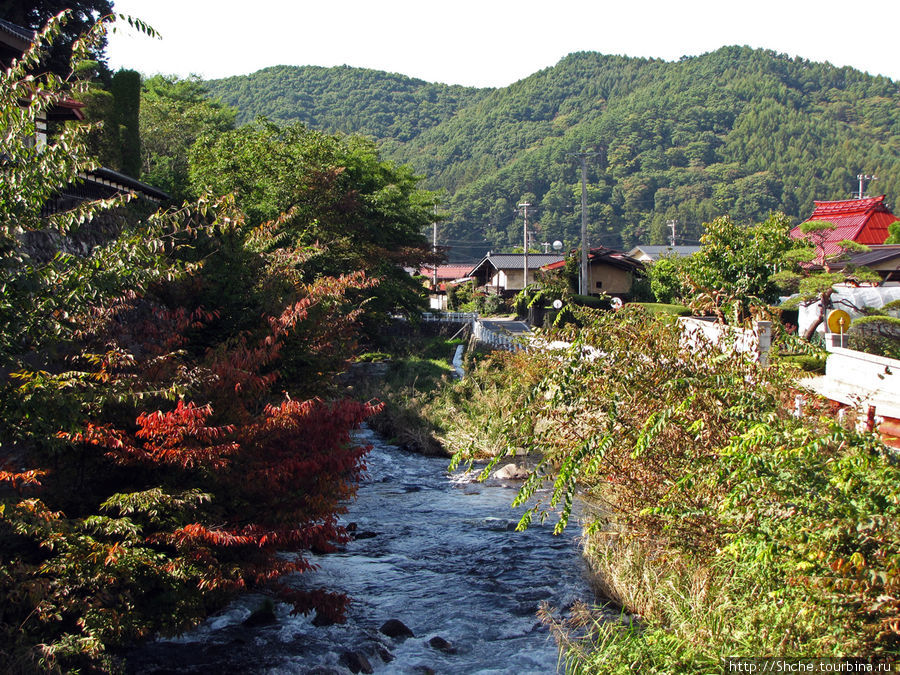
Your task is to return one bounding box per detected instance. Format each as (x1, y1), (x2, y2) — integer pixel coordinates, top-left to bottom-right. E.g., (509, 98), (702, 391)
(626, 244), (700, 263)
(790, 195), (899, 258)
(2, 18), (170, 211)
(826, 244), (900, 284)
(541, 247), (644, 297)
(418, 264), (475, 291)
(467, 253), (565, 295)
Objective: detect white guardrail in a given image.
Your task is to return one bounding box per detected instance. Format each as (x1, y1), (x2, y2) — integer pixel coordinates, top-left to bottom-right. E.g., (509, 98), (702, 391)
(421, 312), (479, 322)
(472, 321), (526, 351)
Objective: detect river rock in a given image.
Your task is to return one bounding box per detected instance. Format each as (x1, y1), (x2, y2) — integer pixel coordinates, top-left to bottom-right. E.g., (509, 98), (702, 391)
(492, 463), (529, 480)
(428, 636), (454, 652)
(311, 610), (337, 627)
(340, 650), (374, 674)
(242, 600), (277, 627)
(380, 618), (415, 639)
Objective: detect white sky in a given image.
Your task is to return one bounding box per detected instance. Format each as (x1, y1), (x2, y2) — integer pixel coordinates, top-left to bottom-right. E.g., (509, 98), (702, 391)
(105, 0), (900, 87)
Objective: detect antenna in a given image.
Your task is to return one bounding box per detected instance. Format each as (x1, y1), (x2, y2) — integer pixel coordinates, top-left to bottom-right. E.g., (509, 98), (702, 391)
(668, 219), (677, 247)
(857, 174), (877, 199)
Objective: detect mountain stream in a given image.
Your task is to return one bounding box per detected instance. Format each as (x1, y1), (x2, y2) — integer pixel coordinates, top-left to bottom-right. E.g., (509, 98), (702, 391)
(128, 426), (598, 674)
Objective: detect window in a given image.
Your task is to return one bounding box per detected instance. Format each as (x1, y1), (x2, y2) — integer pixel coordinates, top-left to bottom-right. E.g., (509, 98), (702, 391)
(596, 281), (603, 289)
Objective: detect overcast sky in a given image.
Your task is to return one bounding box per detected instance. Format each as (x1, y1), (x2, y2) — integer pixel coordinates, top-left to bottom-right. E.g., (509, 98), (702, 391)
(105, 0), (900, 87)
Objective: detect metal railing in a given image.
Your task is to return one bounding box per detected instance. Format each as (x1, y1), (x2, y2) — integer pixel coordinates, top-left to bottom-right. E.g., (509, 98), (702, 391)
(421, 312), (479, 322)
(472, 321), (525, 352)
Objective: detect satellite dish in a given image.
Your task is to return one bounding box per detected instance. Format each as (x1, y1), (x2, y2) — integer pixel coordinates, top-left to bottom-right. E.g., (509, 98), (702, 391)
(552, 299), (563, 309)
(552, 240), (563, 251)
(611, 297), (623, 310)
(827, 309), (851, 334)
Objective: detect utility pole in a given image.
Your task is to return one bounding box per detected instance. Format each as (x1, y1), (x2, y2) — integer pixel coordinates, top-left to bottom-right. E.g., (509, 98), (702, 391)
(668, 219), (677, 247)
(431, 204), (437, 293)
(518, 202), (531, 291)
(857, 174), (877, 199)
(568, 150), (599, 295)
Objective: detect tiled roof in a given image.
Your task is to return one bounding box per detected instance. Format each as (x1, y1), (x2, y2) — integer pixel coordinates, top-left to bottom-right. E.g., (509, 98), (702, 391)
(468, 253), (565, 275)
(0, 18), (34, 43)
(791, 195), (898, 259)
(828, 245), (900, 270)
(419, 264), (474, 280)
(542, 247), (643, 271)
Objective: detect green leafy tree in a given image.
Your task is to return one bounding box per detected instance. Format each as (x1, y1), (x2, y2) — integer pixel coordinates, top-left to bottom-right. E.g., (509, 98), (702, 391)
(139, 74), (236, 201)
(109, 67), (141, 177)
(680, 213), (798, 321)
(646, 255), (688, 304)
(886, 220), (900, 244)
(189, 120), (438, 322)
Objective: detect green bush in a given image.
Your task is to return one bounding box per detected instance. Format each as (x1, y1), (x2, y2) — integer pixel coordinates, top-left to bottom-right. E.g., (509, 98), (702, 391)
(780, 353), (827, 373)
(452, 305), (900, 664)
(848, 316), (900, 359)
(629, 302), (692, 316)
(572, 294), (610, 309)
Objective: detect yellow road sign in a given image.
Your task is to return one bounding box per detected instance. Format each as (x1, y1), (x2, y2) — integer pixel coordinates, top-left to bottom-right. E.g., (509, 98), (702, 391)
(827, 309), (851, 333)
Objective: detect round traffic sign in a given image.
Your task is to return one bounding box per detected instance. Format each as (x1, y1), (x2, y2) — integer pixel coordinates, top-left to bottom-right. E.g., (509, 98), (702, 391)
(826, 309), (851, 333)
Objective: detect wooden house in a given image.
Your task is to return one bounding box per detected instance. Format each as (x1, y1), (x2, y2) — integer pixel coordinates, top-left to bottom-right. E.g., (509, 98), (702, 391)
(790, 195), (899, 259)
(541, 247), (644, 297)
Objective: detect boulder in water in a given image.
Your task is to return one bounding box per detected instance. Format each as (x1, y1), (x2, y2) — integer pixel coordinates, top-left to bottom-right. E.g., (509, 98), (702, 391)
(340, 650), (374, 674)
(492, 463), (529, 480)
(428, 635), (454, 652)
(242, 599), (277, 627)
(380, 618), (415, 639)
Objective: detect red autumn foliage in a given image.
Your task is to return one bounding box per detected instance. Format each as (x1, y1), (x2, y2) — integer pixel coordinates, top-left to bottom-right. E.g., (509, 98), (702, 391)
(52, 267), (382, 623)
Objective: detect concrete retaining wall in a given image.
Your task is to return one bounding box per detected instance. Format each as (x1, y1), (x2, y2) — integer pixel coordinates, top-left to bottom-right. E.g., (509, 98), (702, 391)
(678, 318), (773, 366)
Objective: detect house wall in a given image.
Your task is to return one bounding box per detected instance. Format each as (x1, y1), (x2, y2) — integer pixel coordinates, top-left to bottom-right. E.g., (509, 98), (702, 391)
(679, 318), (773, 366)
(493, 268), (542, 291)
(588, 265), (633, 295)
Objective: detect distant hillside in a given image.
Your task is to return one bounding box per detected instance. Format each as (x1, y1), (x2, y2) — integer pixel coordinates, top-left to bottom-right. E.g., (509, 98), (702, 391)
(206, 50), (900, 261)
(206, 65), (489, 142)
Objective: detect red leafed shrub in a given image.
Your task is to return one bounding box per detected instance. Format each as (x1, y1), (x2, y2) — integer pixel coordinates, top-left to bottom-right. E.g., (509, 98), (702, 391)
(2, 241), (383, 671)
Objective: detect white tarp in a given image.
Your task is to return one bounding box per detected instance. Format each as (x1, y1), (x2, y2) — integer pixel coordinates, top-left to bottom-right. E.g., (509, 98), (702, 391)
(794, 284), (900, 336)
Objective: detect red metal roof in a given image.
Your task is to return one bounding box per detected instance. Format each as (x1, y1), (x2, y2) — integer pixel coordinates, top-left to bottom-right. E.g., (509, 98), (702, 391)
(790, 195), (898, 259)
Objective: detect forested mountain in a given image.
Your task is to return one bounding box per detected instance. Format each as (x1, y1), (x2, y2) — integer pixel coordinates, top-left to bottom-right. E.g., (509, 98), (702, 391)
(207, 48), (900, 260)
(206, 65), (489, 142)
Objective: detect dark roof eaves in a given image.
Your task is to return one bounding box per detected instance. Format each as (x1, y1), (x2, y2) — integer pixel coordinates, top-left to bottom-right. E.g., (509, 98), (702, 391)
(0, 18), (35, 44)
(86, 167), (170, 201)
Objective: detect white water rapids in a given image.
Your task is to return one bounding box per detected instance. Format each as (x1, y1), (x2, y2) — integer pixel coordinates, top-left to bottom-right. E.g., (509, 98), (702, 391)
(128, 426), (597, 674)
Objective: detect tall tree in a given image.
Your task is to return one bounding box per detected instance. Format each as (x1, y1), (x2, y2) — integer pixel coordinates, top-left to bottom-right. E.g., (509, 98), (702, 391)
(110, 68), (140, 176)
(189, 120), (439, 322)
(680, 213), (798, 322)
(139, 75), (236, 201)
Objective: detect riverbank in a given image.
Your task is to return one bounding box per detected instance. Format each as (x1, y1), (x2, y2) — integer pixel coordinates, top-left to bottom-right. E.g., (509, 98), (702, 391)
(348, 327), (482, 457)
(421, 308), (900, 670)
